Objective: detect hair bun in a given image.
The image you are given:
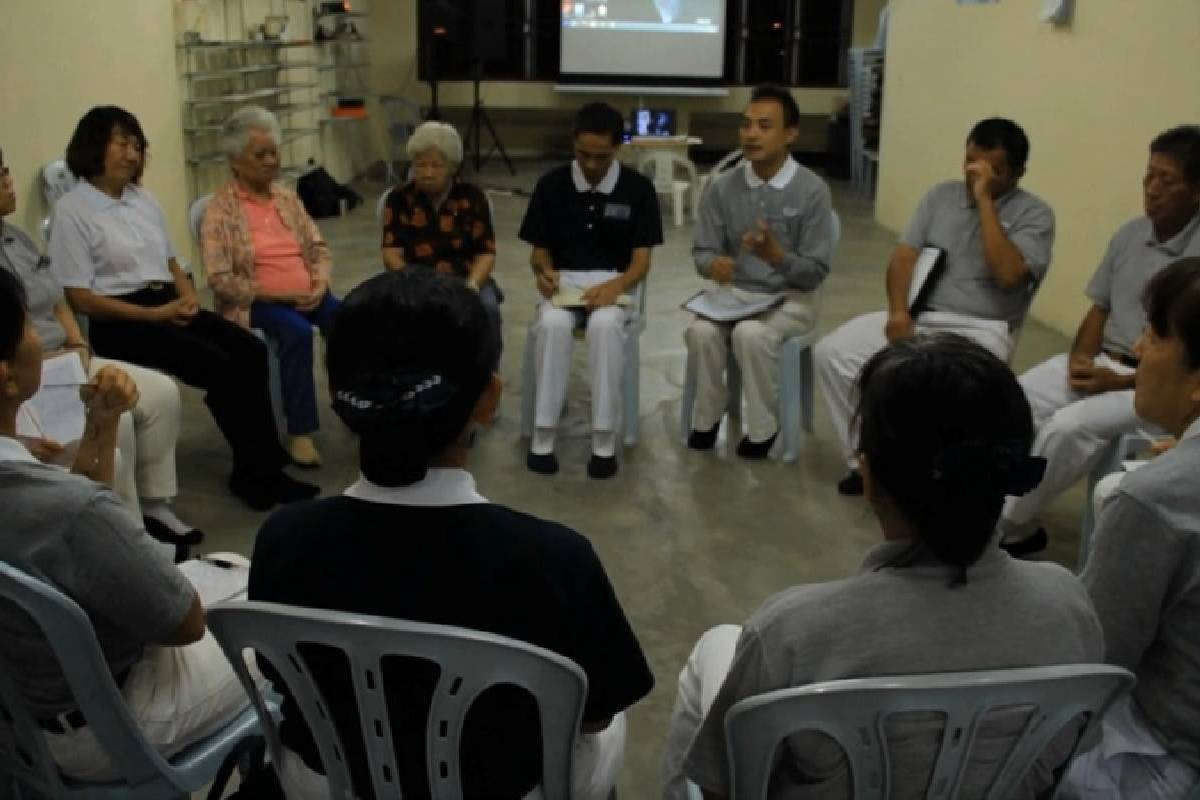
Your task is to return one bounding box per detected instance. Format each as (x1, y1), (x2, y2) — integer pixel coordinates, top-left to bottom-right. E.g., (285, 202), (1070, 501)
(932, 441), (1046, 497)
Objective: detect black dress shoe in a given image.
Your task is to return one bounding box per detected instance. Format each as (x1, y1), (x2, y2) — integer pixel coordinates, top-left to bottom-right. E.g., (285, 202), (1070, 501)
(837, 469), (864, 496)
(587, 454), (618, 479)
(271, 473), (321, 505)
(999, 528), (1049, 558)
(143, 516), (206, 547)
(229, 471), (319, 511)
(736, 433), (777, 460)
(688, 422), (720, 450)
(229, 474), (279, 512)
(526, 451), (559, 475)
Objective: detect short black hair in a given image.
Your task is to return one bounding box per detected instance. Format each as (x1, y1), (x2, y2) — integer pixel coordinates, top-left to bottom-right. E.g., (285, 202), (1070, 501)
(749, 84), (801, 128)
(327, 270), (493, 487)
(0, 268), (28, 361)
(855, 334), (1041, 582)
(573, 102), (625, 146)
(1150, 125), (1200, 184)
(1144, 257), (1200, 369)
(65, 106), (148, 181)
(967, 118), (1030, 174)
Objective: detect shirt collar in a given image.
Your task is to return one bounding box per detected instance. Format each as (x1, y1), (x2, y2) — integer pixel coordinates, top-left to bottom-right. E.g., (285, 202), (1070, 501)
(742, 156), (798, 190)
(858, 536), (1007, 575)
(343, 468), (488, 507)
(0, 436), (38, 464)
(1182, 417), (1200, 443)
(571, 160), (621, 195)
(1147, 212), (1200, 255)
(80, 181), (136, 210)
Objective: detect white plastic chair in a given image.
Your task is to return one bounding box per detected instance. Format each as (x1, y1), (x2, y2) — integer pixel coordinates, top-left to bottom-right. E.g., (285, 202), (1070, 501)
(206, 601), (588, 800)
(378, 95), (422, 186)
(695, 149), (743, 202)
(188, 194), (287, 436)
(640, 150), (699, 227)
(519, 280), (648, 448)
(1077, 431), (1156, 570)
(719, 664), (1134, 800)
(0, 560), (267, 800)
(38, 160), (77, 244)
(679, 211), (841, 462)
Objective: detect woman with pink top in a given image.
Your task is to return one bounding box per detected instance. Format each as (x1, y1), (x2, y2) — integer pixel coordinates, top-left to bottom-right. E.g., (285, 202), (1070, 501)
(201, 107), (340, 468)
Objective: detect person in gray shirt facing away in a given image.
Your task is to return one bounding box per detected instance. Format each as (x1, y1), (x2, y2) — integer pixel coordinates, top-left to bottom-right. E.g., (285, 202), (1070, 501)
(0, 268), (253, 782)
(998, 126), (1200, 558)
(815, 118), (1055, 495)
(664, 334), (1102, 800)
(1064, 258), (1200, 799)
(686, 84), (834, 459)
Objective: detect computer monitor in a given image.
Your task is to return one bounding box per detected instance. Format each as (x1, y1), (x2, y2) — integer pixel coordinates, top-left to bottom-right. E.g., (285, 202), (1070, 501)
(632, 108), (676, 137)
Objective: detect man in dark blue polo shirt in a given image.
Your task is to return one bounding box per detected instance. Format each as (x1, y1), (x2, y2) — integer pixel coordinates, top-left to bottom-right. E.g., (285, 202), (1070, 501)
(518, 102), (663, 479)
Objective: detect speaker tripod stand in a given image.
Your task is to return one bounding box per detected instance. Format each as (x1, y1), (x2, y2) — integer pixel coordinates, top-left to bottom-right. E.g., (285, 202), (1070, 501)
(461, 62), (515, 175)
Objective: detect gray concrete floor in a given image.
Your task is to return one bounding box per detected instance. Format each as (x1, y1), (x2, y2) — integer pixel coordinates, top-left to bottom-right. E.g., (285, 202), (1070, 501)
(180, 160), (1086, 796)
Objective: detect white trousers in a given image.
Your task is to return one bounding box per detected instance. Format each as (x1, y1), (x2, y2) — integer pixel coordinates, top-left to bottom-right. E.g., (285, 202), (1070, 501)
(662, 624), (742, 800)
(1001, 353), (1142, 527)
(685, 292), (815, 442)
(1061, 697), (1198, 799)
(280, 711), (628, 800)
(531, 271), (629, 445)
(92, 356), (181, 518)
(815, 311), (1012, 468)
(44, 630), (260, 782)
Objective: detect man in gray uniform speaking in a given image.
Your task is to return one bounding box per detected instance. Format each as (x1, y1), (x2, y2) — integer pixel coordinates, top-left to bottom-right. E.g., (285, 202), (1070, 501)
(685, 84), (834, 458)
(815, 118), (1055, 494)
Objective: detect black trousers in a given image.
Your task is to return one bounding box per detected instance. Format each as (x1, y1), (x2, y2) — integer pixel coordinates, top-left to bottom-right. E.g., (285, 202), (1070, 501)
(88, 286), (288, 479)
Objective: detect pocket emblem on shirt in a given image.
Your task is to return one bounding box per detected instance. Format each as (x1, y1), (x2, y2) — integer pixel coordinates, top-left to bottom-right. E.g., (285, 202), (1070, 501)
(603, 202), (632, 220)
(782, 207), (802, 217)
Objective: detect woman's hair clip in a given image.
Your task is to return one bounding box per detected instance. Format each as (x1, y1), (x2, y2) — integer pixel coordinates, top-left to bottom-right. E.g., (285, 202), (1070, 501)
(932, 441), (1047, 497)
(332, 371), (458, 427)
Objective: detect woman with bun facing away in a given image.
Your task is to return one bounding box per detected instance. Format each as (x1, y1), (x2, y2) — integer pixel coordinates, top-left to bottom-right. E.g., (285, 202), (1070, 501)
(248, 270), (653, 799)
(664, 334), (1105, 799)
(49, 105), (316, 510)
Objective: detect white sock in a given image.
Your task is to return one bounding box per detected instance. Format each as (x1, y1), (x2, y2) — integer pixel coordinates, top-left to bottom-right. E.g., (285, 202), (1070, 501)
(532, 427), (557, 456)
(592, 430), (616, 458)
(142, 500), (196, 535)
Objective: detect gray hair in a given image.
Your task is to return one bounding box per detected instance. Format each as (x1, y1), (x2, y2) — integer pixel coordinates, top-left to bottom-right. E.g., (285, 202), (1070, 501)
(221, 106), (282, 160)
(406, 121), (463, 166)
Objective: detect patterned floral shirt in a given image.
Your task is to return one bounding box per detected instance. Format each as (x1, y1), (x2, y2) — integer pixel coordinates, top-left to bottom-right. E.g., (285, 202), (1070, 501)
(381, 180), (495, 278)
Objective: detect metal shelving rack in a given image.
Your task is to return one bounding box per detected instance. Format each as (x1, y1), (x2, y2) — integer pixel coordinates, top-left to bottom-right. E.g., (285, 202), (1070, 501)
(312, 5), (372, 177)
(180, 40), (321, 194)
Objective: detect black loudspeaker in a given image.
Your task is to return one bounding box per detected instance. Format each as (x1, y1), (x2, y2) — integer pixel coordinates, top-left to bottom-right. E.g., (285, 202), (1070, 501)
(424, 0), (462, 43)
(471, 0), (507, 63)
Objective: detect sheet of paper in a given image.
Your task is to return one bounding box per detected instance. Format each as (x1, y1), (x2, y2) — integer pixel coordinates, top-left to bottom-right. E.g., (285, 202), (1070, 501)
(551, 287), (633, 308)
(16, 353), (87, 445)
(907, 246), (945, 309)
(178, 558), (250, 606)
(1122, 460), (1148, 472)
(683, 288), (785, 323)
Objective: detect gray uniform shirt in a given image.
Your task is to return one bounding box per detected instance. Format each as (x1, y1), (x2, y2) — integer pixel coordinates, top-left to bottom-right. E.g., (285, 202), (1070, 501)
(0, 224), (68, 352)
(685, 541), (1103, 799)
(901, 180), (1055, 326)
(1082, 418), (1200, 769)
(693, 158), (834, 293)
(1085, 213), (1200, 357)
(0, 437), (194, 717)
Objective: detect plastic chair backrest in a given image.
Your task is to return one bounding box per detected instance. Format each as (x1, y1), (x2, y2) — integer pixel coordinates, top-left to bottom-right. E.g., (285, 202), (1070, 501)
(188, 194), (213, 245)
(641, 149), (698, 193)
(206, 601), (588, 800)
(0, 560), (188, 795)
(379, 95), (422, 141)
(724, 664), (1134, 800)
(710, 149), (744, 179)
(40, 160), (77, 208)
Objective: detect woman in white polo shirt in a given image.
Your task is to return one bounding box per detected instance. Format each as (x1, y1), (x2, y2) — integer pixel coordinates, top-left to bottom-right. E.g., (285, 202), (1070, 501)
(48, 106), (316, 511)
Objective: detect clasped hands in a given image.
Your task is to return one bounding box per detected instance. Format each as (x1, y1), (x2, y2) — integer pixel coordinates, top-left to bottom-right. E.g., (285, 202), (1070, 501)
(259, 278), (329, 313)
(154, 287), (201, 327)
(1068, 354), (1125, 395)
(25, 365), (139, 464)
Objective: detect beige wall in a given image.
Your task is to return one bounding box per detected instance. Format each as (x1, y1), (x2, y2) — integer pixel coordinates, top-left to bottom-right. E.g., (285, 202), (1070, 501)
(876, 0), (1200, 336)
(0, 1), (191, 260)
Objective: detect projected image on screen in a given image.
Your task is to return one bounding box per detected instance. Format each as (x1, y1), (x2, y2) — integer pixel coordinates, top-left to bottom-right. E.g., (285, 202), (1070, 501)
(560, 0), (726, 81)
